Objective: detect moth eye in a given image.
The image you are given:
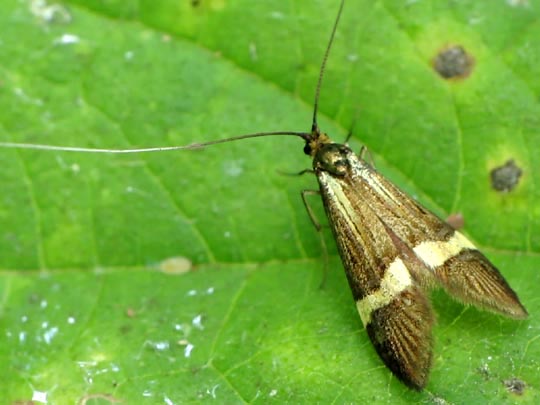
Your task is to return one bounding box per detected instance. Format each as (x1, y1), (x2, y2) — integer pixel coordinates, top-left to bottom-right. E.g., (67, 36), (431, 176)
(304, 144), (312, 155)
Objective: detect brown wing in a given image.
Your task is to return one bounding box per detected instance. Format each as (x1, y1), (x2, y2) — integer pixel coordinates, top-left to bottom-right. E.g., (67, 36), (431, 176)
(348, 152), (527, 319)
(317, 166), (434, 389)
(366, 285), (434, 390)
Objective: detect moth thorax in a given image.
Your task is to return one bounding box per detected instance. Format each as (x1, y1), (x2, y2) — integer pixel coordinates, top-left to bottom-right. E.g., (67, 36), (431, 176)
(314, 143), (351, 176)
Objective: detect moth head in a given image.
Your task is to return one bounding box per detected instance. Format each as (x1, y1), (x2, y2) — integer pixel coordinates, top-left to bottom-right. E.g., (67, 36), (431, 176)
(313, 143), (351, 176)
(303, 128), (331, 156)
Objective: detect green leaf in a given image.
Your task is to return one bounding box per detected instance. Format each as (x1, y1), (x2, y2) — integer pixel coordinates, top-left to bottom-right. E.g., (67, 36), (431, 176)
(1, 0), (539, 403)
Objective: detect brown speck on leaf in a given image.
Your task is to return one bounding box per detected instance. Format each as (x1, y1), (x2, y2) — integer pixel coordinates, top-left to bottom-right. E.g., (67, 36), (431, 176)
(490, 159), (523, 192)
(126, 308), (136, 318)
(446, 213), (464, 230)
(504, 377), (526, 395)
(433, 45), (474, 79)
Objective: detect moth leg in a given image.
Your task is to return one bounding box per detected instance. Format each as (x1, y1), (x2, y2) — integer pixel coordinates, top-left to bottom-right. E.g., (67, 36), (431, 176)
(277, 168), (315, 176)
(301, 189), (329, 288)
(317, 230), (329, 289)
(344, 128), (354, 144)
(301, 189), (323, 231)
(359, 146), (376, 167)
(343, 105), (363, 144)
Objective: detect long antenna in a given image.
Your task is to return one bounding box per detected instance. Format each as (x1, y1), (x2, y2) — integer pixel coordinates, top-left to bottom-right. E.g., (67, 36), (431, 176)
(311, 0), (345, 133)
(1, 1), (346, 155)
(0, 131), (311, 154)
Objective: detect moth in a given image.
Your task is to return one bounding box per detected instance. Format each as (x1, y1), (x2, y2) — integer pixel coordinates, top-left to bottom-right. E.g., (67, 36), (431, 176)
(1, 0), (528, 391)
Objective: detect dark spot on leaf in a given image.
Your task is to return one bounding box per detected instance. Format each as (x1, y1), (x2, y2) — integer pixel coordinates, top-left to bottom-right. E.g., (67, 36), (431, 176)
(490, 160), (522, 192)
(191, 0), (201, 7)
(503, 377), (526, 395)
(477, 364), (491, 380)
(433, 45), (474, 79)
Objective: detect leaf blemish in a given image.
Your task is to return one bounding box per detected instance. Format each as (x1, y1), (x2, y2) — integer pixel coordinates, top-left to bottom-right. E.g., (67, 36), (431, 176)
(477, 363), (491, 380)
(159, 256), (193, 275)
(490, 159), (523, 192)
(446, 212), (464, 230)
(504, 377), (526, 395)
(432, 45), (475, 80)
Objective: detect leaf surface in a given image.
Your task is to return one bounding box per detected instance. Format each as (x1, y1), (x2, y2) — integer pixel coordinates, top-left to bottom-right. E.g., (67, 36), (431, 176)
(1, 0), (539, 403)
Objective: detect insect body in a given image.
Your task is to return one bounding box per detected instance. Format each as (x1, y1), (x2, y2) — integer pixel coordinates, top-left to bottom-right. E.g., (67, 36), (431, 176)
(304, 129), (527, 389)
